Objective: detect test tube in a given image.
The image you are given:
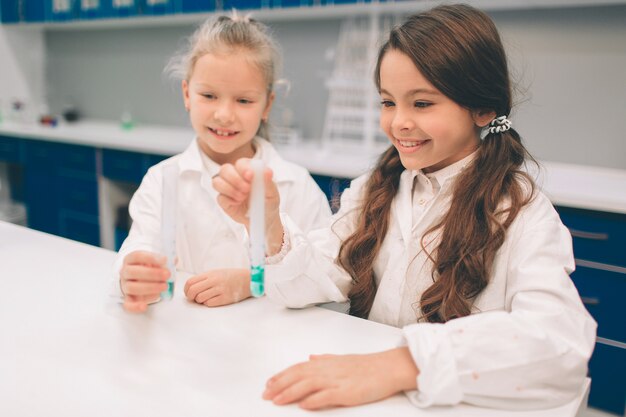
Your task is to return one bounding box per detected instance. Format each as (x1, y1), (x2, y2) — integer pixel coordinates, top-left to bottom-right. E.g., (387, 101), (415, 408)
(160, 164), (178, 300)
(249, 160), (265, 298)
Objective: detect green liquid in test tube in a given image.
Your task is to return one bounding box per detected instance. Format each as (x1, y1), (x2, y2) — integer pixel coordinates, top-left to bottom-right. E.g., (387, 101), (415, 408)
(249, 160), (265, 297)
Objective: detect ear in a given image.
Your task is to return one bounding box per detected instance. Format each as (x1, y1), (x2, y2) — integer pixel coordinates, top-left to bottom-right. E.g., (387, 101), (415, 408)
(182, 79), (190, 111)
(262, 92), (275, 121)
(472, 109), (496, 128)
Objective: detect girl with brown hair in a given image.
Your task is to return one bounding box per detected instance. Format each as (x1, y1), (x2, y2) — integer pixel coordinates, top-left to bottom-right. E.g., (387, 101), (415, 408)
(213, 4), (596, 411)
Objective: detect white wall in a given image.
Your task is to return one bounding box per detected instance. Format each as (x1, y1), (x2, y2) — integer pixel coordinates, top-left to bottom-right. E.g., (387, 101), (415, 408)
(0, 26), (46, 123)
(495, 6), (626, 169)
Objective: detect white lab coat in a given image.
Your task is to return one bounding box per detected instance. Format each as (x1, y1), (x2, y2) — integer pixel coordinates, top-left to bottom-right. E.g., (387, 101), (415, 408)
(266, 154), (597, 410)
(113, 137), (331, 291)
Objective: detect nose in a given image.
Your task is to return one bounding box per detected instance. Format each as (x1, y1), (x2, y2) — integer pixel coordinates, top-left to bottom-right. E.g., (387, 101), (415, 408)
(214, 101), (234, 125)
(391, 106), (416, 133)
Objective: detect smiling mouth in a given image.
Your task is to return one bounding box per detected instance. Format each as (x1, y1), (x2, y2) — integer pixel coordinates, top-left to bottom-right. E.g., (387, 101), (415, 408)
(208, 127), (239, 138)
(396, 139), (430, 148)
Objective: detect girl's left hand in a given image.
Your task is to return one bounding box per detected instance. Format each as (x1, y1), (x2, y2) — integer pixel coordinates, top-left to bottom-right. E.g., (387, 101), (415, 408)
(184, 268), (251, 307)
(263, 348), (419, 410)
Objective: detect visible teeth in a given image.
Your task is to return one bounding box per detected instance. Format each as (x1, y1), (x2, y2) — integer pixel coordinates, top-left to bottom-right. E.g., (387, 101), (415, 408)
(213, 128), (233, 136)
(399, 140), (420, 147)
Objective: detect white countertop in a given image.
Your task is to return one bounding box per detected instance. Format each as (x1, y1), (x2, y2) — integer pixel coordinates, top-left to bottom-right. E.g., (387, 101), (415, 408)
(1, 120), (625, 214)
(0, 222), (589, 416)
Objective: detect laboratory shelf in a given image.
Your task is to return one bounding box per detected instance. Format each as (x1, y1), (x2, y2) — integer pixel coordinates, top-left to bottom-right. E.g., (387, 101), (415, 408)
(3, 0), (626, 30)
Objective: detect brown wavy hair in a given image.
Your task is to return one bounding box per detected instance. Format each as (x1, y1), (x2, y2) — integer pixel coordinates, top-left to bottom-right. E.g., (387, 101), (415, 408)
(338, 4), (536, 323)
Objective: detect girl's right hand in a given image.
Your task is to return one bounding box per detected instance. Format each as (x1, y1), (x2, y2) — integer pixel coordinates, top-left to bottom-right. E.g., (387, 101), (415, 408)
(212, 158), (284, 255)
(120, 250), (170, 313)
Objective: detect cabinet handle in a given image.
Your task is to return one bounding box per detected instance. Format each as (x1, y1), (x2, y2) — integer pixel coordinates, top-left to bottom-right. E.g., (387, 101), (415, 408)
(580, 296), (600, 306)
(569, 229), (609, 241)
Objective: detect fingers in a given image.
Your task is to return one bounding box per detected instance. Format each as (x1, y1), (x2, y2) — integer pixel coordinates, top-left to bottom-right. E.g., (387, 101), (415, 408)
(124, 250), (166, 267)
(123, 294), (157, 313)
(298, 389), (339, 410)
(212, 175), (248, 203)
(122, 281), (168, 296)
(120, 265), (169, 298)
(213, 163), (251, 200)
(184, 274), (222, 305)
(271, 378), (326, 406)
(121, 264), (169, 283)
(264, 363), (308, 400)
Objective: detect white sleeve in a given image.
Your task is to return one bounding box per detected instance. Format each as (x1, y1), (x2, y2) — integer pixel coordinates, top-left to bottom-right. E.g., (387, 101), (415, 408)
(111, 167), (164, 296)
(401, 216), (597, 410)
(265, 176), (367, 308)
(279, 172), (332, 234)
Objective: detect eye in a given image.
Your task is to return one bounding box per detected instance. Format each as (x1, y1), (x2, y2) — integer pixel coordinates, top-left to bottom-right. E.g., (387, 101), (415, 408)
(201, 93), (215, 100)
(414, 101), (432, 108)
(238, 98), (253, 104)
(380, 100), (395, 108)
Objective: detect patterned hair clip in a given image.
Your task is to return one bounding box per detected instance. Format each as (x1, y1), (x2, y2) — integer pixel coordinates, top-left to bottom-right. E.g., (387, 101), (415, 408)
(487, 115), (512, 134)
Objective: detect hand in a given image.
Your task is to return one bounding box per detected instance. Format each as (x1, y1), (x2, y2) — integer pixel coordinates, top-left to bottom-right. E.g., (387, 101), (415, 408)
(262, 348), (419, 410)
(184, 268), (252, 307)
(120, 250), (170, 313)
(212, 158), (284, 255)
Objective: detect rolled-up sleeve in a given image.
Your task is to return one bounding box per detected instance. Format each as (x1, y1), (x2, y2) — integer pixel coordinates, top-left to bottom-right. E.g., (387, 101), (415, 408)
(402, 211), (597, 409)
(265, 176), (369, 308)
(112, 167), (164, 297)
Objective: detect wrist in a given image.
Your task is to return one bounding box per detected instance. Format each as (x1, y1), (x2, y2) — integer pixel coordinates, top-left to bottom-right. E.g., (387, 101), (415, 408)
(383, 347), (419, 393)
(265, 215), (284, 256)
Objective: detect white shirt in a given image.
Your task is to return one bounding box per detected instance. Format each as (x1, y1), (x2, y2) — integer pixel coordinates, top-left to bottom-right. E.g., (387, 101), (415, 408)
(266, 153), (597, 410)
(114, 137), (332, 288)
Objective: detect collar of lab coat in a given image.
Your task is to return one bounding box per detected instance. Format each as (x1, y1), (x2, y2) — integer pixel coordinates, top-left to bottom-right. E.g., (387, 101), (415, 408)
(394, 151), (477, 248)
(176, 136), (298, 184)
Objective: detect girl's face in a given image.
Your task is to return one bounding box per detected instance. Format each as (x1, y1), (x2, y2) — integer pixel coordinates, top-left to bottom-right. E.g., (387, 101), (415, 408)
(379, 49), (489, 173)
(183, 52), (274, 165)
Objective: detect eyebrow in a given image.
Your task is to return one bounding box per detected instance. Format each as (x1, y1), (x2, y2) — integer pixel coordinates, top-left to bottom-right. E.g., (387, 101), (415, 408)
(379, 88), (439, 97)
(193, 83), (264, 96)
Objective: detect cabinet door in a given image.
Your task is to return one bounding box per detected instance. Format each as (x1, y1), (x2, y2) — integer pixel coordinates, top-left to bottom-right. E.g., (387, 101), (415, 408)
(23, 0), (46, 21)
(588, 341), (626, 416)
(0, 136), (23, 163)
(558, 206), (626, 268)
(180, 0), (215, 12)
(0, 0), (20, 23)
(110, 0), (138, 17)
(25, 169), (59, 235)
(44, 0), (78, 21)
(139, 0), (176, 15)
(59, 210), (100, 246)
(102, 148), (167, 184)
(58, 175), (99, 214)
(571, 266), (626, 343)
(24, 140), (99, 242)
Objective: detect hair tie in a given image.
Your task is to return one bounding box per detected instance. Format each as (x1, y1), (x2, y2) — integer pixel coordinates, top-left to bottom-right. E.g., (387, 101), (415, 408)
(487, 115), (512, 134)
(229, 10), (253, 23)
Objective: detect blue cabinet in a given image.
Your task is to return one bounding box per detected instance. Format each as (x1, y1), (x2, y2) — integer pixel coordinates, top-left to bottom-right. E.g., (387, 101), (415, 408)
(139, 0), (177, 15)
(311, 174), (351, 213)
(180, 0), (215, 13)
(109, 0), (139, 17)
(0, 0), (20, 23)
(557, 205), (626, 416)
(102, 148), (167, 184)
(44, 0), (78, 21)
(588, 342), (626, 416)
(23, 140), (100, 246)
(0, 135), (24, 162)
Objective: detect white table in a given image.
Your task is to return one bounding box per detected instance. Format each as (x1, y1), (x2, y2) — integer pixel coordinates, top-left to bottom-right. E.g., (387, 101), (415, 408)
(0, 222), (590, 416)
